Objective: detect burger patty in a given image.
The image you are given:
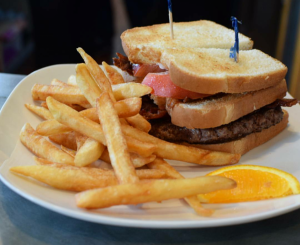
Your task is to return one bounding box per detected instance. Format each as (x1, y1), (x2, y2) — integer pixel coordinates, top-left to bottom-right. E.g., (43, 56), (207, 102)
(149, 106), (284, 144)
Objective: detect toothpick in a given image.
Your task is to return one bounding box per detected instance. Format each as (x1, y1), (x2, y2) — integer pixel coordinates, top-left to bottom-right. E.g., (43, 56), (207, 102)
(229, 17), (242, 63)
(168, 0), (174, 39)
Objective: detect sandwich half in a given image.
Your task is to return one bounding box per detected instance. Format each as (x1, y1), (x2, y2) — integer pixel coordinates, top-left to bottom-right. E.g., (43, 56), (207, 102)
(115, 20), (294, 155)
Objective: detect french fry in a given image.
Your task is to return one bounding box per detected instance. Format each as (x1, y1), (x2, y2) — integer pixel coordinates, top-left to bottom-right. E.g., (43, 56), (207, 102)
(112, 83), (152, 101)
(75, 133), (88, 150)
(49, 132), (77, 150)
(75, 175), (236, 209)
(126, 114), (151, 132)
(37, 119), (71, 136)
(10, 163), (166, 192)
(77, 48), (115, 101)
(121, 124), (241, 166)
(113, 97), (141, 118)
(32, 83), (151, 104)
(100, 149), (156, 168)
(75, 138), (105, 167)
(32, 84), (91, 108)
(25, 104), (53, 120)
(148, 158), (213, 216)
(40, 102), (85, 112)
(76, 63), (102, 107)
(79, 97), (141, 121)
(125, 135), (155, 157)
(61, 145), (76, 157)
(102, 61), (125, 85)
(96, 93), (138, 184)
(20, 123), (75, 165)
(34, 157), (166, 180)
(40, 102), (48, 109)
(67, 75), (77, 86)
(50, 79), (69, 87)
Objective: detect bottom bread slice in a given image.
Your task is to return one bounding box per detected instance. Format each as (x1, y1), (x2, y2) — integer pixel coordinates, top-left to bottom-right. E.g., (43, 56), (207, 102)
(191, 110), (289, 155)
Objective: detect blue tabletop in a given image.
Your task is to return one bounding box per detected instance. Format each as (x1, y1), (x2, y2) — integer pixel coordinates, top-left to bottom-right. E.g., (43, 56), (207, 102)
(1, 73), (300, 245)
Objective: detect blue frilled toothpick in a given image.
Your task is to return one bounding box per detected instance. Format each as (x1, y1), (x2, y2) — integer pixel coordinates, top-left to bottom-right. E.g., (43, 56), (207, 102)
(229, 17), (242, 62)
(168, 0), (174, 39)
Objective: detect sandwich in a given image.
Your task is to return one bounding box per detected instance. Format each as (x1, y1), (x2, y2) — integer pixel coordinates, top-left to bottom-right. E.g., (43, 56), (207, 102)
(114, 20), (296, 155)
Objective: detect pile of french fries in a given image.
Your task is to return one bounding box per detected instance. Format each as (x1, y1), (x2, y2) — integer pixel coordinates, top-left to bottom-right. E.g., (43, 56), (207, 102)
(10, 48), (240, 216)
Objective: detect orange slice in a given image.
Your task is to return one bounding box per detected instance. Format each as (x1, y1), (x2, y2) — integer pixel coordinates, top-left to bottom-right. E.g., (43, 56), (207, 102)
(199, 165), (300, 203)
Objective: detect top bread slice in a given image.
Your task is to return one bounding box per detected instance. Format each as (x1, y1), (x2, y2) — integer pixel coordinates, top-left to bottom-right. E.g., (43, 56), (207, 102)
(161, 48), (287, 94)
(121, 20), (253, 64)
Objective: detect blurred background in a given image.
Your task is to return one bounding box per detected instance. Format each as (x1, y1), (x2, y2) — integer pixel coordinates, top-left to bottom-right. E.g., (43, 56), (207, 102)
(0, 0), (299, 97)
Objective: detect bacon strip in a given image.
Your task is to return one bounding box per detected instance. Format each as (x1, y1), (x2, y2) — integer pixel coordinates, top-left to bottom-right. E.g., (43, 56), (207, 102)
(266, 98), (300, 108)
(113, 53), (133, 75)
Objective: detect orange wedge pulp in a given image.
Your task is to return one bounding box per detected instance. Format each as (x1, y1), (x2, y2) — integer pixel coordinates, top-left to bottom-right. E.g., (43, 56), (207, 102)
(199, 165), (300, 203)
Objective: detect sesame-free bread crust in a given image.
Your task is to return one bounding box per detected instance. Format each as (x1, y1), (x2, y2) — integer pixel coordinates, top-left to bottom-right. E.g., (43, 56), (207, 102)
(121, 20), (253, 64)
(162, 48), (288, 94)
(167, 79), (287, 129)
(188, 110), (289, 155)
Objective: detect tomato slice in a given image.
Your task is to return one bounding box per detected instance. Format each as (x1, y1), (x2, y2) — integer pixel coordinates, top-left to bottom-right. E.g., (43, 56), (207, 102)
(142, 73), (209, 100)
(133, 64), (166, 77)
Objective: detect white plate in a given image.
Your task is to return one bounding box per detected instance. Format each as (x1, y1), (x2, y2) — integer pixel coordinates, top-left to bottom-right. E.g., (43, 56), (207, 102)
(1, 64), (300, 229)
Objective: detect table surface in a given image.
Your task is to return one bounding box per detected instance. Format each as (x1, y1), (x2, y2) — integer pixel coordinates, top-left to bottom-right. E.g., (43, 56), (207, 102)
(1, 73), (300, 245)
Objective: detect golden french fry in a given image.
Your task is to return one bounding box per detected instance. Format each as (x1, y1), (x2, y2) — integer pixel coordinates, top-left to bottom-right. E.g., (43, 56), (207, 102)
(113, 97), (142, 118)
(40, 102), (48, 109)
(36, 119), (71, 136)
(20, 123), (75, 165)
(96, 93), (138, 184)
(50, 79), (69, 87)
(46, 97), (156, 157)
(126, 114), (151, 132)
(61, 145), (76, 157)
(34, 157), (166, 180)
(10, 163), (166, 192)
(47, 96), (106, 142)
(77, 48), (115, 101)
(49, 132), (77, 150)
(121, 124), (241, 166)
(31, 84), (91, 108)
(75, 133), (88, 150)
(112, 83), (152, 101)
(76, 63), (102, 107)
(32, 83), (150, 105)
(100, 149), (156, 168)
(102, 61), (125, 85)
(148, 158), (213, 216)
(40, 101), (84, 112)
(25, 104), (53, 120)
(75, 175), (236, 209)
(79, 97), (141, 122)
(75, 138), (105, 167)
(67, 75), (77, 86)
(125, 135), (156, 157)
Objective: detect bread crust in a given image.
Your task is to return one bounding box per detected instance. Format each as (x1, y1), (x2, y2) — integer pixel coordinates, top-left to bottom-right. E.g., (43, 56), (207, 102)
(187, 110), (289, 155)
(168, 79), (287, 129)
(167, 49), (288, 94)
(121, 20), (253, 64)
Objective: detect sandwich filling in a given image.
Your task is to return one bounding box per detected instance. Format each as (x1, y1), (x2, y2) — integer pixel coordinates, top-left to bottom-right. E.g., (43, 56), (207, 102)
(149, 106), (284, 145)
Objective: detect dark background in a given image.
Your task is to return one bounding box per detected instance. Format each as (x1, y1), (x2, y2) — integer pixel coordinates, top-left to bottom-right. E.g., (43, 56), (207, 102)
(0, 0), (298, 87)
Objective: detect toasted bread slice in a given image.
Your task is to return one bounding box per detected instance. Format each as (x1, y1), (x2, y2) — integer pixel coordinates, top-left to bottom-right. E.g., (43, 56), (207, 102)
(188, 110), (289, 155)
(167, 79), (287, 129)
(121, 20), (253, 64)
(161, 48), (287, 94)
